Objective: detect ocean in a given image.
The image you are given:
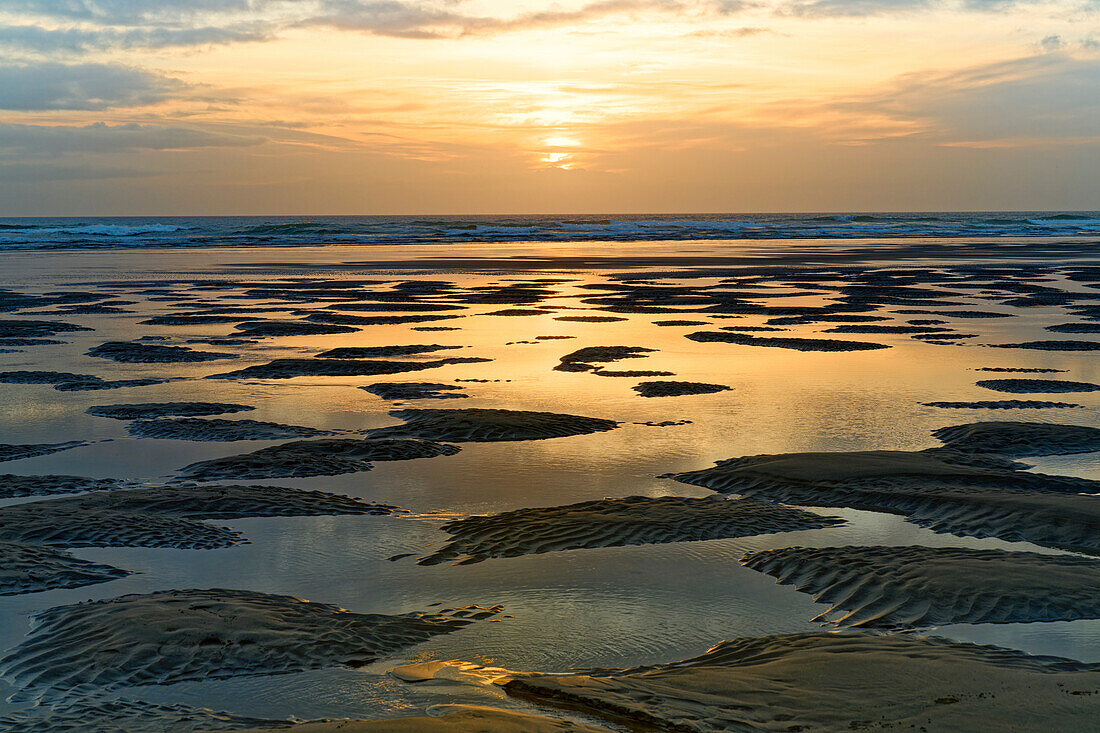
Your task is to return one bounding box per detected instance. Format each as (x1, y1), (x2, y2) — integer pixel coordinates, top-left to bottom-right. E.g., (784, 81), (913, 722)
(1, 211), (1099, 250)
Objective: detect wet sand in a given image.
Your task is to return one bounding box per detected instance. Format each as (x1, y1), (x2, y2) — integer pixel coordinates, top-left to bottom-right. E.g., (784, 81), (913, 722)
(1, 237), (1099, 729)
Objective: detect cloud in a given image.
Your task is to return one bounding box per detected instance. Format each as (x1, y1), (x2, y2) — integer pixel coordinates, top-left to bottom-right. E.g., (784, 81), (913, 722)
(0, 121), (265, 156)
(0, 62), (187, 110)
(831, 52), (1100, 145)
(0, 24), (271, 53)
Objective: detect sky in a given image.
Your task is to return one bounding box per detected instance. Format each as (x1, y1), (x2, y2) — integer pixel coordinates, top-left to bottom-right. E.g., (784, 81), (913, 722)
(0, 0), (1098, 215)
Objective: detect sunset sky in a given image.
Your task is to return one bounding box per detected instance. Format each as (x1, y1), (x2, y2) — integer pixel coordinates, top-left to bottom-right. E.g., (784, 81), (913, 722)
(1, 0), (1098, 214)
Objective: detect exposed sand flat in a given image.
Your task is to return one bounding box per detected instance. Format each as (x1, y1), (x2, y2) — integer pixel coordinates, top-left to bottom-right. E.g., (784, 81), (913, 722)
(664, 449), (1100, 552)
(992, 340), (1100, 351)
(233, 321), (359, 337)
(20, 484), (399, 521)
(593, 369), (676, 377)
(555, 346), (656, 372)
(653, 320), (709, 326)
(0, 501), (243, 549)
(685, 331), (890, 351)
(87, 342), (238, 363)
(87, 402), (257, 419)
(360, 382), (467, 400)
(976, 367), (1066, 373)
(0, 473), (126, 498)
(0, 589), (501, 694)
(0, 541), (129, 596)
(230, 707), (611, 732)
(824, 324), (954, 334)
(632, 381), (731, 398)
(178, 438), (460, 479)
(741, 545), (1100, 628)
(553, 315), (627, 322)
(0, 697), (290, 732)
(369, 408), (619, 442)
(0, 371), (173, 391)
(0, 441), (88, 463)
(314, 345), (463, 358)
(127, 418), (332, 441)
(922, 400), (1082, 409)
(0, 319), (91, 338)
(502, 633), (1100, 732)
(54, 377), (173, 391)
(933, 421), (1100, 456)
(976, 378), (1100, 393)
(415, 496), (844, 565)
(206, 357), (487, 380)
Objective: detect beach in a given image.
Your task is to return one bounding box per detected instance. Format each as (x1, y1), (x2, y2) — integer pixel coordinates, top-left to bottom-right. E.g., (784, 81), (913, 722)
(1, 231), (1099, 730)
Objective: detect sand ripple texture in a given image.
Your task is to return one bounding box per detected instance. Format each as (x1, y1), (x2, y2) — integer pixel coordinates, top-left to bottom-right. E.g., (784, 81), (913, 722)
(178, 438), (460, 479)
(632, 381), (731, 398)
(976, 378), (1100, 393)
(206, 357), (487, 380)
(685, 331), (891, 351)
(231, 707), (611, 733)
(86, 341), (237, 363)
(359, 382), (468, 400)
(0, 541), (129, 596)
(665, 449), (1100, 552)
(933, 421), (1100, 456)
(0, 474), (128, 498)
(369, 408), (619, 442)
(0, 485), (396, 549)
(127, 418), (332, 441)
(87, 402), (256, 419)
(0, 589), (501, 695)
(741, 545), (1100, 628)
(502, 632), (1100, 732)
(415, 496), (844, 565)
(0, 697), (291, 733)
(0, 442), (88, 463)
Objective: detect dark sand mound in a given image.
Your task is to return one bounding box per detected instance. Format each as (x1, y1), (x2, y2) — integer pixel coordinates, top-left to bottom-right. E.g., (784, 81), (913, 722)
(1046, 322), (1100, 333)
(369, 408), (619, 442)
(87, 341), (237, 363)
(0, 698), (289, 733)
(0, 474), (126, 498)
(314, 314), (460, 325)
(0, 541), (129, 596)
(934, 421), (1100, 456)
(992, 340), (1100, 351)
(0, 589), (500, 693)
(593, 369), (676, 377)
(484, 309), (554, 316)
(686, 331), (890, 351)
(503, 633), (1100, 732)
(314, 345), (462, 358)
(0, 502), (242, 549)
(923, 400), (1082, 409)
(741, 546), (1100, 628)
(415, 496), (843, 565)
(0, 319), (90, 338)
(233, 321), (359, 337)
(140, 314), (245, 325)
(231, 707), (610, 733)
(87, 402), (256, 420)
(0, 442), (88, 463)
(178, 438), (460, 480)
(665, 448), (1100, 553)
(207, 357), (485, 380)
(127, 418), (331, 441)
(55, 377), (173, 391)
(33, 484), (398, 520)
(360, 382), (467, 400)
(976, 378), (1100, 393)
(553, 315), (628, 322)
(976, 367), (1066, 373)
(824, 324), (953, 334)
(555, 346), (656, 372)
(0, 485), (397, 550)
(632, 381), (731, 398)
(653, 320), (709, 326)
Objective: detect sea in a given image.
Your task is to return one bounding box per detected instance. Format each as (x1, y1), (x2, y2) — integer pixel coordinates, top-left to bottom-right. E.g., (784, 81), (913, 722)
(1, 211), (1099, 250)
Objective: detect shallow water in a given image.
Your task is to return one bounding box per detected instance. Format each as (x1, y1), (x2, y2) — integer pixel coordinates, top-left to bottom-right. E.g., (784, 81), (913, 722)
(1, 238), (1099, 725)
